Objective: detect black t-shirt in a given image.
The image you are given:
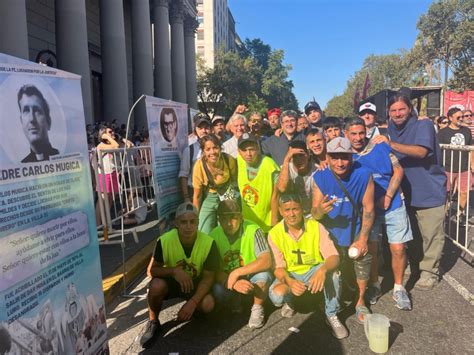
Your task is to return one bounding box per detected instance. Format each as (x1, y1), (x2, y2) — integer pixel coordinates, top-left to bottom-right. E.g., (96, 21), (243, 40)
(437, 126), (472, 172)
(153, 237), (220, 275)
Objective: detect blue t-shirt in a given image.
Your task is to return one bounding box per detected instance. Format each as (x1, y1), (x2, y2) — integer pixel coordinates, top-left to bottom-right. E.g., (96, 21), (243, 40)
(388, 116), (446, 208)
(313, 163), (371, 247)
(354, 142), (402, 214)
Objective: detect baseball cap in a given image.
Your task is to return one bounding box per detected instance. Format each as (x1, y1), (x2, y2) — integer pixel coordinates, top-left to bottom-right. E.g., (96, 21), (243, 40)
(326, 137), (353, 154)
(238, 133), (259, 148)
(217, 200), (242, 215)
(304, 101), (321, 115)
(267, 108), (281, 117)
(359, 102), (377, 114)
(211, 116), (225, 125)
(193, 114), (211, 127)
(289, 140), (308, 153)
(175, 202), (198, 219)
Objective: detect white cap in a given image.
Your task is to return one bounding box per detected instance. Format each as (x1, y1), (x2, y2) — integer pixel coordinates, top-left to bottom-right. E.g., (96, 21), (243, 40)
(359, 102), (377, 114)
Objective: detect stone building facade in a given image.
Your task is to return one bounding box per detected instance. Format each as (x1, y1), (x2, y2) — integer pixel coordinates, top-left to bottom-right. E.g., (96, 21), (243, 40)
(0, 0), (199, 128)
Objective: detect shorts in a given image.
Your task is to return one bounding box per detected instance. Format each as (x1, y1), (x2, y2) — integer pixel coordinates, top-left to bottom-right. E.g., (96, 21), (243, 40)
(97, 171), (119, 194)
(369, 203), (413, 244)
(337, 246), (372, 281)
(151, 277), (202, 300)
(446, 171), (472, 193)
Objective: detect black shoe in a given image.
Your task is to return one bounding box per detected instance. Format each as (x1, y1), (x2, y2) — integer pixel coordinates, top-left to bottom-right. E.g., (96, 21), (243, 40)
(138, 320), (161, 348)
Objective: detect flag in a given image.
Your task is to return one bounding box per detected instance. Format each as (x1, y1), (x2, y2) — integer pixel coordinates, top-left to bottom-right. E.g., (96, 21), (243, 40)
(362, 72), (371, 100)
(353, 86), (361, 111)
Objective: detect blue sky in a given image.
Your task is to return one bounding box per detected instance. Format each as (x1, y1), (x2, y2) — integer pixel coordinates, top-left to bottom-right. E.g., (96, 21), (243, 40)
(228, 0), (433, 110)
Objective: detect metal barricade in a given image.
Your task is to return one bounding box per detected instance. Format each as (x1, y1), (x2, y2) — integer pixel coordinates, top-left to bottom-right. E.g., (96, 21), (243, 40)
(440, 144), (474, 257)
(90, 145), (156, 244)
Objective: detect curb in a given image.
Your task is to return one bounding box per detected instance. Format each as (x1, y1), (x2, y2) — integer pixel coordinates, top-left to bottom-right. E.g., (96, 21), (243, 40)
(102, 239), (155, 306)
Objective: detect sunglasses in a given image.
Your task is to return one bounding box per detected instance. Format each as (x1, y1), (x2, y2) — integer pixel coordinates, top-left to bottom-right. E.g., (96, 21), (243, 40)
(462, 114), (472, 118)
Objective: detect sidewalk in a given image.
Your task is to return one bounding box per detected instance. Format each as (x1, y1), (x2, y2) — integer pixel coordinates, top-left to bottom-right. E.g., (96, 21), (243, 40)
(98, 214), (474, 354)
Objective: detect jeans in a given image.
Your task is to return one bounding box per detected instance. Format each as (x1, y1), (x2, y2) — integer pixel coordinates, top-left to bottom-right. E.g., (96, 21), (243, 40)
(268, 264), (340, 317)
(198, 192), (219, 234)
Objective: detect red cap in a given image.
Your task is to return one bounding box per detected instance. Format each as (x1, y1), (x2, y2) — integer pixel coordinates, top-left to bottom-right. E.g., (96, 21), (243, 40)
(267, 108), (281, 117)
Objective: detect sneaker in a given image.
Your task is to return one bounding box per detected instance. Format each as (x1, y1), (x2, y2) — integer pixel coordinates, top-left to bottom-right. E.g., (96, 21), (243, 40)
(138, 320), (160, 348)
(366, 285), (381, 305)
(248, 304), (265, 328)
(281, 303), (296, 318)
(393, 289), (412, 310)
(415, 276), (438, 291)
(326, 315), (349, 339)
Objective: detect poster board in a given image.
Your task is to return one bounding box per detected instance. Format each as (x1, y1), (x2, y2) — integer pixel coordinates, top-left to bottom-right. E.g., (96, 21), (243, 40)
(145, 96), (188, 219)
(0, 54), (108, 354)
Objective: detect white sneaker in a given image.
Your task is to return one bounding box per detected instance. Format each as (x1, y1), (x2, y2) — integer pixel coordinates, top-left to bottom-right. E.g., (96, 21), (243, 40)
(281, 303), (296, 318)
(326, 315), (349, 339)
(248, 304), (265, 328)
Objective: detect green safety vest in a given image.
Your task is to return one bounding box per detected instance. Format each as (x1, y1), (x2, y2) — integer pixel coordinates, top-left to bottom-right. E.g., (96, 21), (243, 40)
(160, 229), (214, 278)
(237, 155), (279, 232)
(210, 220), (260, 272)
(269, 219), (324, 275)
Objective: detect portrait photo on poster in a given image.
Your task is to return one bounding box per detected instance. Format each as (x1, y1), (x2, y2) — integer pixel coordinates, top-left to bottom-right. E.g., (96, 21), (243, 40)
(0, 75), (67, 164)
(159, 107), (178, 149)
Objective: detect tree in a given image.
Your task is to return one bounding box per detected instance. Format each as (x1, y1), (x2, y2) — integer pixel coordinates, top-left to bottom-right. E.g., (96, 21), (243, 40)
(197, 38), (299, 117)
(325, 51), (424, 117)
(417, 0), (473, 90)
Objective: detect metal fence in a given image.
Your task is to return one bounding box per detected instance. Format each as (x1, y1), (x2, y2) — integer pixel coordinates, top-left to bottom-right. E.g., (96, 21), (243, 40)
(440, 144), (474, 257)
(90, 145), (156, 245)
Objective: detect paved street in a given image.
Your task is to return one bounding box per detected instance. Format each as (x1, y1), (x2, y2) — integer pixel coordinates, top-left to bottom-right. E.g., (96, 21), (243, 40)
(104, 240), (473, 354)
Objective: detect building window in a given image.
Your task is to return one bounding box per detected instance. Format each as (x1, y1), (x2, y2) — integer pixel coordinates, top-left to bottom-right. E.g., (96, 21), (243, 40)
(197, 0), (203, 4)
(197, 31), (204, 40)
(197, 47), (205, 57)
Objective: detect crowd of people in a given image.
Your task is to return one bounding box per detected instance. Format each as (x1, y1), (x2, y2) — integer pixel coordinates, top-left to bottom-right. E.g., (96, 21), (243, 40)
(135, 91), (473, 349)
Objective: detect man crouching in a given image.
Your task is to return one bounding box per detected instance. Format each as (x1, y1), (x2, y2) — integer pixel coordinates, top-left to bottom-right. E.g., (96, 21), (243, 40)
(268, 194), (348, 339)
(139, 202), (219, 348)
(210, 200), (273, 328)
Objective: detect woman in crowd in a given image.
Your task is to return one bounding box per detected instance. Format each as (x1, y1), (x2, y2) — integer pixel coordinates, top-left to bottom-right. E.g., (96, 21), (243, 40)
(192, 134), (238, 234)
(95, 127), (120, 226)
(435, 116), (449, 132)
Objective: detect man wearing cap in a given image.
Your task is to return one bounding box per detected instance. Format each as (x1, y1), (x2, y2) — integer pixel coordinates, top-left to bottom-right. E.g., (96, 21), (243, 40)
(277, 140), (315, 216)
(312, 137), (375, 324)
(267, 108), (281, 132)
(238, 133), (280, 233)
(346, 118), (412, 310)
(304, 100), (324, 129)
(222, 113), (248, 158)
(268, 194), (348, 339)
(139, 202), (219, 348)
(211, 115), (229, 143)
(210, 200), (272, 328)
(358, 102), (380, 141)
(262, 110), (306, 166)
(179, 116), (212, 202)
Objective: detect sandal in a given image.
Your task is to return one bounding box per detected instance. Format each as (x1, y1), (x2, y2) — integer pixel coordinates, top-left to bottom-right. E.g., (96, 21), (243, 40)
(355, 305), (371, 324)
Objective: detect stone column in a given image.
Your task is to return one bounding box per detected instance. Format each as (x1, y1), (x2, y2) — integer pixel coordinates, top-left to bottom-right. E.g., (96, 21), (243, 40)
(55, 0), (94, 125)
(0, 0), (29, 59)
(152, 0), (172, 100)
(131, 0), (154, 130)
(170, 1), (187, 104)
(99, 0), (130, 123)
(184, 17), (198, 109)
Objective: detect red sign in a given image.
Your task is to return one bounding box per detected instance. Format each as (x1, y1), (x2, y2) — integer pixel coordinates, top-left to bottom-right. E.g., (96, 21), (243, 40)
(444, 90), (474, 114)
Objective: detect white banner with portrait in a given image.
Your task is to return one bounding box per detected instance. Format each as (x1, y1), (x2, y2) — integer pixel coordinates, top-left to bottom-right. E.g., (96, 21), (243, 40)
(145, 96), (188, 219)
(0, 53), (108, 354)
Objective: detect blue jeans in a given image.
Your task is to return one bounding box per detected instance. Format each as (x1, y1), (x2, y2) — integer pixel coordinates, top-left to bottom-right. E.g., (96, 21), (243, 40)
(213, 271), (273, 305)
(269, 264), (340, 317)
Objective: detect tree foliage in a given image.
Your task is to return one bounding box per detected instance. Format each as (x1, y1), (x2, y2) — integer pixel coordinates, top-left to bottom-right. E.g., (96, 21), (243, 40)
(417, 0), (473, 90)
(197, 38), (298, 118)
(325, 0), (473, 116)
(325, 52), (424, 117)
